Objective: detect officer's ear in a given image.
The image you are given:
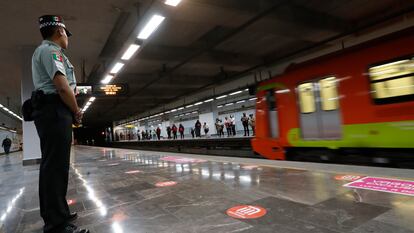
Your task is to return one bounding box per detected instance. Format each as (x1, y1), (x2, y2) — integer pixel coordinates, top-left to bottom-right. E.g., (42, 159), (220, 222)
(57, 27), (66, 37)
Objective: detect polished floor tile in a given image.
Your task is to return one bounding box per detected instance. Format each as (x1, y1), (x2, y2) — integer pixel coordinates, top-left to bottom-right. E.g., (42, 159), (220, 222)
(0, 147), (414, 233)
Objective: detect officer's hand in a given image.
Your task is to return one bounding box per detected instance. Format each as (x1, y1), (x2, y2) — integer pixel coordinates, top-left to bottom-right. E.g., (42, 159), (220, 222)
(74, 110), (83, 125)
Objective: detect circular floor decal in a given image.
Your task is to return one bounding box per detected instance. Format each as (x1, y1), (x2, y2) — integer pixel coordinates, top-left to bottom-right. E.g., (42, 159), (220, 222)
(335, 175), (364, 181)
(160, 156), (206, 163)
(227, 205), (267, 219)
(125, 170), (142, 174)
(155, 181), (177, 187)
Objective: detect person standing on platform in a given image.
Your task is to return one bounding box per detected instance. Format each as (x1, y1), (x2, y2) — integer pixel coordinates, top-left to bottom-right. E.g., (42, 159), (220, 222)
(241, 113), (249, 136)
(249, 114), (256, 136)
(215, 118), (222, 138)
(190, 127), (195, 138)
(195, 120), (202, 138)
(225, 117), (231, 137)
(2, 137), (12, 155)
(230, 115), (236, 136)
(172, 124), (178, 140)
(156, 126), (161, 140)
(166, 126), (172, 139)
(203, 122), (209, 137)
(219, 119), (225, 137)
(31, 15), (89, 233)
(179, 124), (185, 139)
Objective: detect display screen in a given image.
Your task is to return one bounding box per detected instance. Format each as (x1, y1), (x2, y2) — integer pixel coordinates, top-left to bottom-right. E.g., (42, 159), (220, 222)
(76, 83), (128, 96)
(77, 86), (92, 95)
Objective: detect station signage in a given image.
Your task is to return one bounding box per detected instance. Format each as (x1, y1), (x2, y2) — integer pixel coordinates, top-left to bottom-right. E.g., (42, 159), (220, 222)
(77, 83), (128, 96)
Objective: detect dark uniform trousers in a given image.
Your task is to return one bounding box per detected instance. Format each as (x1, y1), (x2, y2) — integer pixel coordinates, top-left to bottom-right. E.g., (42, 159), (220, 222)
(34, 95), (73, 232)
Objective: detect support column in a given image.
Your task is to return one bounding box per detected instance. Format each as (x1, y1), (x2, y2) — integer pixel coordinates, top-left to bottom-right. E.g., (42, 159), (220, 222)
(21, 46), (41, 165)
(198, 102), (216, 135)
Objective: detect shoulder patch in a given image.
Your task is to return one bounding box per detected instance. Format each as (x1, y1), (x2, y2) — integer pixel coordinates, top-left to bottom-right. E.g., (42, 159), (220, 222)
(52, 52), (63, 62)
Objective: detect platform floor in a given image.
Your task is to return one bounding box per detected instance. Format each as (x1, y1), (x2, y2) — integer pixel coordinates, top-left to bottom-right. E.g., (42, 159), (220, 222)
(1, 146), (414, 233)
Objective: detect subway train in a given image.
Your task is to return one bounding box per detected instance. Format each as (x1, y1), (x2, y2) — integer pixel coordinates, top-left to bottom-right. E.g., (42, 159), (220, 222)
(251, 27), (414, 166)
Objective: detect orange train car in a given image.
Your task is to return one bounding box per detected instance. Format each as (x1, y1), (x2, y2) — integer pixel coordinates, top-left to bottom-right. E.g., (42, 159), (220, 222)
(251, 27), (414, 164)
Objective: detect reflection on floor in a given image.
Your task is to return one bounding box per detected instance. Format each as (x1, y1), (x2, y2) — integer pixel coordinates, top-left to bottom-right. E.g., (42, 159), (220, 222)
(1, 146), (414, 233)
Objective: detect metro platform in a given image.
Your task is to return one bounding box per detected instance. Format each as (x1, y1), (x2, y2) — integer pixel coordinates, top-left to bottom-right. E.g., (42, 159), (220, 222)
(1, 147), (414, 233)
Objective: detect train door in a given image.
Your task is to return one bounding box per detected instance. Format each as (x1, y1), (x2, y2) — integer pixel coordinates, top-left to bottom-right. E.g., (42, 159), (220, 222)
(297, 76), (341, 140)
(265, 89), (279, 138)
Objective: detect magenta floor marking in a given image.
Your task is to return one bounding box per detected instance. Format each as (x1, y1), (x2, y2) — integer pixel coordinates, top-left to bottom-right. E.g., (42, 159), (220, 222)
(344, 176), (414, 196)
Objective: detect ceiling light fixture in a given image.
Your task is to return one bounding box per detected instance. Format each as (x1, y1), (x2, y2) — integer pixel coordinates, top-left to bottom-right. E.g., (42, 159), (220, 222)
(229, 91), (242, 96)
(216, 95), (227, 99)
(101, 75), (114, 84)
(165, 0), (182, 7)
(204, 99), (214, 103)
(137, 15), (165, 40)
(121, 44), (140, 60)
(110, 62), (125, 74)
(194, 102), (203, 106)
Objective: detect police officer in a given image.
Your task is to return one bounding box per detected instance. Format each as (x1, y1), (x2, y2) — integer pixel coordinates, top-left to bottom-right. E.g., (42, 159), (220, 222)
(32, 15), (89, 233)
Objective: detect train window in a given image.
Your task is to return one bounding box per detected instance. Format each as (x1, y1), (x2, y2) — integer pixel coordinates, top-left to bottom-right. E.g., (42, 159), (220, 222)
(319, 77), (339, 111)
(266, 90), (276, 111)
(298, 83), (315, 113)
(371, 76), (414, 99)
(369, 57), (414, 104)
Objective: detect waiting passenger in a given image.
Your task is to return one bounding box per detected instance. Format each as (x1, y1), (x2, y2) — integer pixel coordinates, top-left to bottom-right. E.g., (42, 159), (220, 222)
(2, 137), (12, 155)
(179, 124), (185, 139)
(225, 117), (231, 137)
(195, 120), (202, 138)
(249, 114), (256, 136)
(172, 124), (178, 140)
(141, 130), (145, 140)
(190, 127), (195, 138)
(215, 118), (224, 138)
(241, 113), (249, 136)
(230, 115), (236, 136)
(156, 126), (161, 140)
(166, 126), (172, 139)
(203, 122), (209, 137)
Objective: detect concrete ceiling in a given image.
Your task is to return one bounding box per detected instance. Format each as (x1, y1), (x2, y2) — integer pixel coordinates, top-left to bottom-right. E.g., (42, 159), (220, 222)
(1, 0), (413, 128)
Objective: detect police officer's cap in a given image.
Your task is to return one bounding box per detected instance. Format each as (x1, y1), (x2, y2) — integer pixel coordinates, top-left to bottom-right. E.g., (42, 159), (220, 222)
(38, 15), (72, 37)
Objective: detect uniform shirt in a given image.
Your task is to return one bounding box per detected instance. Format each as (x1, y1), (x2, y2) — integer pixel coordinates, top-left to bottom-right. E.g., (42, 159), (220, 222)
(32, 40), (76, 94)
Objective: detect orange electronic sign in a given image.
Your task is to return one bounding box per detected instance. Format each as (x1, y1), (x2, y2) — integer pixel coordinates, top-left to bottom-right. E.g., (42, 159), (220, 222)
(91, 84), (128, 96)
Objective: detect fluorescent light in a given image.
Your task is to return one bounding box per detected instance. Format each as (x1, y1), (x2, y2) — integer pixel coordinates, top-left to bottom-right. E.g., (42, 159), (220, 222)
(217, 105), (223, 108)
(216, 95), (227, 99)
(244, 88), (249, 91)
(185, 104), (194, 108)
(194, 102), (203, 106)
(89, 97), (96, 102)
(204, 99), (214, 103)
(236, 100), (246, 104)
(101, 75), (114, 84)
(229, 91), (242, 96)
(178, 107), (184, 110)
(191, 111), (197, 114)
(110, 62), (125, 74)
(171, 109), (177, 112)
(225, 103), (234, 106)
(185, 113), (190, 115)
(249, 97), (258, 101)
(137, 15), (165, 40)
(121, 44), (140, 60)
(165, 0), (181, 6)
